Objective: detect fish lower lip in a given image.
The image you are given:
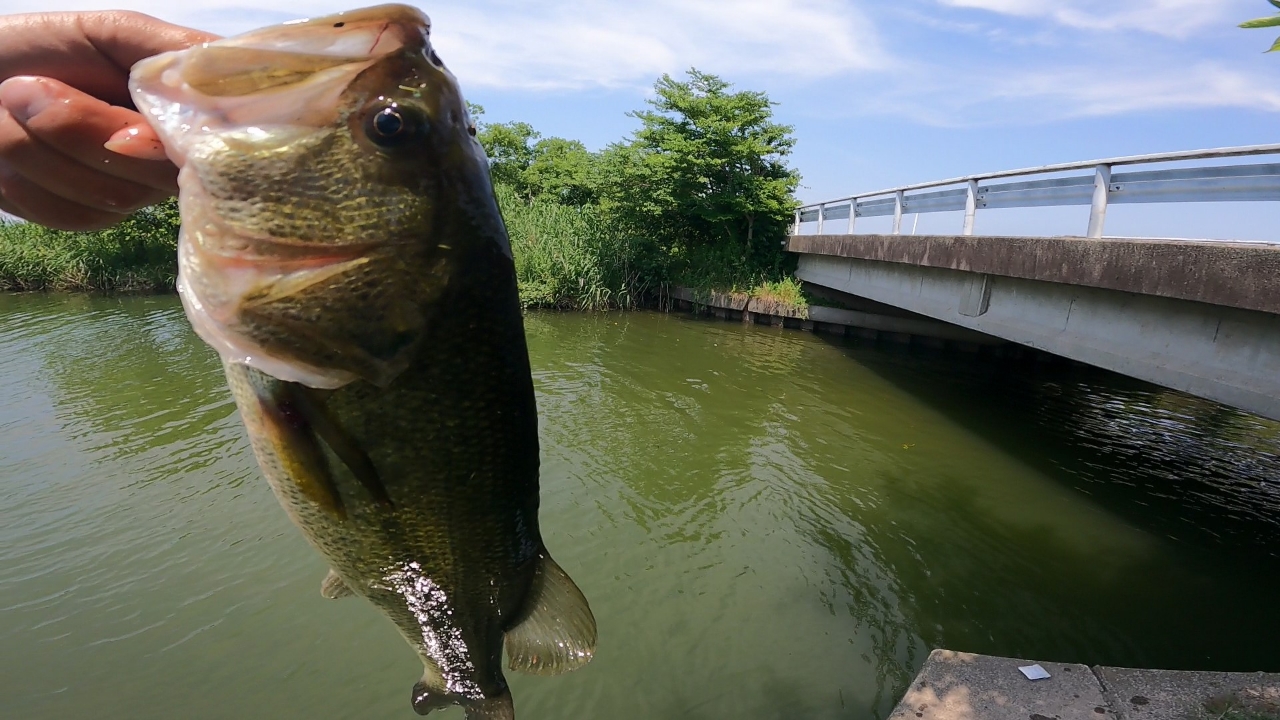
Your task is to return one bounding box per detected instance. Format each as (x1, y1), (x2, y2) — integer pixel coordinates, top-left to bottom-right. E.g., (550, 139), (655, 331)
(193, 212), (387, 266)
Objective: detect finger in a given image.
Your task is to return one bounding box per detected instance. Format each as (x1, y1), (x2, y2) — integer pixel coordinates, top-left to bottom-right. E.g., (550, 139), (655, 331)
(78, 11), (219, 73)
(0, 193), (24, 220)
(104, 124), (169, 161)
(0, 167), (129, 231)
(0, 105), (170, 215)
(0, 76), (177, 190)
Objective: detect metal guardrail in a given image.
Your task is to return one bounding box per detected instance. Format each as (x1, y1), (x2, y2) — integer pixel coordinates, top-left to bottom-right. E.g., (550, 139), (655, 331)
(794, 144), (1280, 238)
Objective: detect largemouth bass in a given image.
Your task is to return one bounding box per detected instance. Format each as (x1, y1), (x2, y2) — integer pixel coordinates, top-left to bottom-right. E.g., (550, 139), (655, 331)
(128, 5), (596, 718)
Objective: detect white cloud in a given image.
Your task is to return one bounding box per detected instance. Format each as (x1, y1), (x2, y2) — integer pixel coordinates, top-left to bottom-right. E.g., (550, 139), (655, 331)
(2, 0), (1276, 126)
(870, 61), (1280, 126)
(0, 0), (886, 90)
(935, 0), (1241, 38)
(996, 63), (1280, 116)
(417, 0), (886, 90)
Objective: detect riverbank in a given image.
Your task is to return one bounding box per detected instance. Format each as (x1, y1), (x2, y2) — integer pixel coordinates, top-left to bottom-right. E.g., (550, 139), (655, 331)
(894, 650), (1280, 720)
(0, 216), (176, 293)
(0, 193), (806, 307)
(0, 210), (814, 308)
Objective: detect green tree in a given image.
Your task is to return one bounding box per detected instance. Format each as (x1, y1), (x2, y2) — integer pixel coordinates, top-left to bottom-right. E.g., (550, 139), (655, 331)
(475, 116), (602, 206)
(1240, 0), (1280, 51)
(599, 69), (799, 282)
(525, 137), (599, 206)
(476, 120), (541, 194)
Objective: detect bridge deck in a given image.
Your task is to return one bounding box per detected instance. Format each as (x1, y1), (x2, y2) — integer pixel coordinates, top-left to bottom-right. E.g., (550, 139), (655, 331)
(788, 233), (1280, 420)
(788, 233), (1280, 315)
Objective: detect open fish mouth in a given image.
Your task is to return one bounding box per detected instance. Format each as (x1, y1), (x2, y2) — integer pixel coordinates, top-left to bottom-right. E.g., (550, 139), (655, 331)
(132, 4), (431, 140)
(130, 5), (448, 389)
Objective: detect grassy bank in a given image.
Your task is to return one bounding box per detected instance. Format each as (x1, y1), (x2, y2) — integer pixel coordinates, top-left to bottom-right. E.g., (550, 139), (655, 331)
(1, 70), (807, 309)
(0, 191), (806, 309)
(0, 203), (178, 293)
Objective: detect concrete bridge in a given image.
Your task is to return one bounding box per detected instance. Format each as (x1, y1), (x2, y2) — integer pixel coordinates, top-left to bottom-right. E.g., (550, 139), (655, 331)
(789, 145), (1280, 421)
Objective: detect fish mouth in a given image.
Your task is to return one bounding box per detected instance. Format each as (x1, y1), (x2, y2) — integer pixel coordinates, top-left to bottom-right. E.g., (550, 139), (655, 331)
(130, 4), (439, 389)
(131, 4), (431, 144)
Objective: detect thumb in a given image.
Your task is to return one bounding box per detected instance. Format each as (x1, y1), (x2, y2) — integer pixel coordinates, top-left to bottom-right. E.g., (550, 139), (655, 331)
(0, 12), (218, 107)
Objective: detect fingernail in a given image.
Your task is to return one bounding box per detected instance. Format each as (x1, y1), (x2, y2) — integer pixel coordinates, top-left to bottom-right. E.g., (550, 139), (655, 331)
(104, 126), (170, 161)
(0, 76), (53, 124)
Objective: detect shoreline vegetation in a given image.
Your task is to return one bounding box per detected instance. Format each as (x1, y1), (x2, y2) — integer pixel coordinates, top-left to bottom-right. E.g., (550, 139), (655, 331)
(0, 70), (809, 309)
(0, 201), (179, 293)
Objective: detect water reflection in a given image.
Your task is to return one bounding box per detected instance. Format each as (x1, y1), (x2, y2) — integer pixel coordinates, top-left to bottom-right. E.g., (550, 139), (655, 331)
(3, 298), (1280, 720)
(841, 340), (1280, 554)
(30, 296), (238, 474)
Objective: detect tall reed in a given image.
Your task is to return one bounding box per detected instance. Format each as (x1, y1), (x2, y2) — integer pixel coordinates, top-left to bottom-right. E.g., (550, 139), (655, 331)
(496, 183), (649, 310)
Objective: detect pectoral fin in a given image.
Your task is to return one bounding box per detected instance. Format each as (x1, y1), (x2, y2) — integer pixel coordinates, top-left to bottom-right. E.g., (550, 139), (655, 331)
(504, 553), (597, 676)
(253, 382), (346, 519)
(321, 569), (354, 599)
(284, 383), (393, 508)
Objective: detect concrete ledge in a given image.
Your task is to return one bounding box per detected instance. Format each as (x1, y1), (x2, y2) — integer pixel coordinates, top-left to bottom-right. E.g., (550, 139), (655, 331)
(788, 233), (1280, 316)
(667, 286), (1000, 344)
(669, 286), (751, 311)
(891, 651), (1108, 720)
(1097, 667), (1280, 720)
(668, 287), (806, 318)
(892, 650), (1280, 720)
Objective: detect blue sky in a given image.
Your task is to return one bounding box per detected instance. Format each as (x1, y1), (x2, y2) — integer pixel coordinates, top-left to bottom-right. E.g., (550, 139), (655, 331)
(11, 0), (1280, 240)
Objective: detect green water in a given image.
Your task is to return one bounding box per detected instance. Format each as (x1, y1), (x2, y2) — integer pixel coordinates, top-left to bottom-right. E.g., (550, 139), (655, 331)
(3, 293), (1279, 720)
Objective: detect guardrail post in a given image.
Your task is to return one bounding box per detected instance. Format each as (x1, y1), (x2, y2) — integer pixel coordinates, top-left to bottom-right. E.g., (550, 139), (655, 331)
(847, 198), (857, 234)
(793, 208), (801, 236)
(962, 179), (979, 236)
(1087, 164), (1111, 238)
(892, 190), (904, 234)
(816, 203), (825, 234)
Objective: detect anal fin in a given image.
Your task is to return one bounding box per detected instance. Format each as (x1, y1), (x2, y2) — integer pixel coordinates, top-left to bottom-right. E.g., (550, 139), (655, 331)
(321, 569), (354, 599)
(411, 682), (513, 720)
(504, 552), (597, 676)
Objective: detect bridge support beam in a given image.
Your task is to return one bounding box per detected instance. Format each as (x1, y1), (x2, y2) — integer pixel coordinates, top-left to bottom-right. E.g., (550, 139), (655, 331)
(797, 251), (1280, 420)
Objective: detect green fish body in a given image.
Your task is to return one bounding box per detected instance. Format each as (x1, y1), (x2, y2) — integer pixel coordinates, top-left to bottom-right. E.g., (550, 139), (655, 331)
(130, 6), (596, 718)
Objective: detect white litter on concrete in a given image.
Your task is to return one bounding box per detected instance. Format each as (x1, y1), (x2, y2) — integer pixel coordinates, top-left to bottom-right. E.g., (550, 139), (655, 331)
(1019, 664), (1051, 680)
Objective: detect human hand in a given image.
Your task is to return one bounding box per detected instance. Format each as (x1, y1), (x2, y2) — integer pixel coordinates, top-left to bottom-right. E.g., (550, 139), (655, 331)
(0, 11), (217, 230)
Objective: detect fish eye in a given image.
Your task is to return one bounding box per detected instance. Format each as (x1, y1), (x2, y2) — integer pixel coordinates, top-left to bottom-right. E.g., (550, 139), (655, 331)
(363, 103), (426, 148)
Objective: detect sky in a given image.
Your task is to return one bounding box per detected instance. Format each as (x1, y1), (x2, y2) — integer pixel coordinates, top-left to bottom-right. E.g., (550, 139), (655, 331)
(10, 0), (1280, 240)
